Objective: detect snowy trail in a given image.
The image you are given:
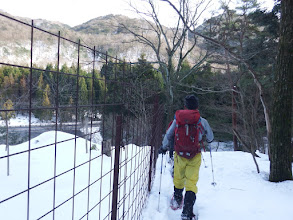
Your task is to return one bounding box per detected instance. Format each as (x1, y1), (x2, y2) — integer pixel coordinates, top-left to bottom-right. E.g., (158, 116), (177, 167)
(142, 148), (293, 220)
(1, 125), (292, 220)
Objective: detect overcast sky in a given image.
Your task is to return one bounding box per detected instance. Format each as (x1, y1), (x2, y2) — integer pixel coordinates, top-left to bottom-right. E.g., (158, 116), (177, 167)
(0, 0), (276, 27)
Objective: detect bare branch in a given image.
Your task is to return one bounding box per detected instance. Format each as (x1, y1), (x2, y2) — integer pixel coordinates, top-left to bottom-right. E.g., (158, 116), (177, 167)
(161, 0), (271, 142)
(233, 128), (260, 173)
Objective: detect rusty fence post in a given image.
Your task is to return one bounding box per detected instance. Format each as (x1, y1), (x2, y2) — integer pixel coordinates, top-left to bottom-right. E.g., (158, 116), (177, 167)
(148, 95), (159, 192)
(154, 105), (163, 170)
(111, 115), (123, 220)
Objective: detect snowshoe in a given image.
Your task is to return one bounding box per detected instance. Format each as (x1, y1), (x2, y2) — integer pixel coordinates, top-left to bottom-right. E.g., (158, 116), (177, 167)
(170, 194), (184, 210)
(181, 213), (197, 220)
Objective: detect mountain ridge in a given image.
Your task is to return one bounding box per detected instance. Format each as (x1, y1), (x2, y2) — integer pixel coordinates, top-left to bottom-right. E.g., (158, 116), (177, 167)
(0, 10), (206, 69)
(0, 10), (158, 67)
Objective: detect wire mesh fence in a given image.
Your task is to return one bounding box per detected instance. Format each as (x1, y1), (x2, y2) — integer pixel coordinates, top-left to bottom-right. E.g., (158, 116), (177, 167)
(0, 12), (164, 220)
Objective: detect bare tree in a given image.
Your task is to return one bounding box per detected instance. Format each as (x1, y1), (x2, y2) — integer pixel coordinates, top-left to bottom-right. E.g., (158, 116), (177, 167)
(120, 0), (212, 119)
(162, 0), (272, 147)
(164, 0), (293, 181)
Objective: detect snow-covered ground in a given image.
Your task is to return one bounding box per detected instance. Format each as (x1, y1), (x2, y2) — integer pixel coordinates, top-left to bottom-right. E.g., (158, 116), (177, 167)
(142, 145), (293, 220)
(1, 115), (293, 220)
(0, 113), (42, 127)
(0, 129), (149, 220)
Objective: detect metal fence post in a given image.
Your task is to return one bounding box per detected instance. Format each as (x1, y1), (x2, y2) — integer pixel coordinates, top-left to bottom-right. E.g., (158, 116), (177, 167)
(0, 12), (167, 219)
(111, 115), (122, 220)
(148, 95), (159, 192)
(154, 105), (163, 169)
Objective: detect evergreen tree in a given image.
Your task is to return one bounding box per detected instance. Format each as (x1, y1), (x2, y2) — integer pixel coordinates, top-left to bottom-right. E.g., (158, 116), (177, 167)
(203, 1), (279, 148)
(93, 71), (106, 104)
(37, 73), (44, 101)
(34, 73), (45, 119)
(41, 84), (52, 121)
(79, 77), (88, 105)
(0, 99), (15, 154)
(0, 99), (15, 121)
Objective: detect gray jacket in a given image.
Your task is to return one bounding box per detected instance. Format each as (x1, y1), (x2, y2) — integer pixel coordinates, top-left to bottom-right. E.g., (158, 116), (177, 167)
(162, 117), (214, 150)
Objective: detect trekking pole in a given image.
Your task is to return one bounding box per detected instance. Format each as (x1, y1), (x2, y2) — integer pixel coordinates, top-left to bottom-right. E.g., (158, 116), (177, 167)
(201, 152), (208, 168)
(158, 153), (164, 211)
(209, 144), (216, 186)
(200, 141), (207, 168)
(163, 151), (167, 173)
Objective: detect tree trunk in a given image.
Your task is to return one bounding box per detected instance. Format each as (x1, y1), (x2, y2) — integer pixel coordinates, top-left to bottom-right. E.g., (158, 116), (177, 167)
(269, 0), (293, 182)
(166, 96), (175, 125)
(232, 87), (238, 151)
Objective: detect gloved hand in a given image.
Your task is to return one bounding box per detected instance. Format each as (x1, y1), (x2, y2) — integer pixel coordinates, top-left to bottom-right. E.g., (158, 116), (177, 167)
(158, 145), (168, 154)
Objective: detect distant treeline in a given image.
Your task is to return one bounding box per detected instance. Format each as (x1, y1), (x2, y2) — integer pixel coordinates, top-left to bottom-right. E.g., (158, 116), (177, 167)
(0, 55), (163, 122)
(0, 48), (276, 144)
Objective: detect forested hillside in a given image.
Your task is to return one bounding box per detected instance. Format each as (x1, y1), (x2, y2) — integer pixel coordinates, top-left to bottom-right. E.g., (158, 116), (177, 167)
(0, 3), (283, 150)
(0, 12), (158, 67)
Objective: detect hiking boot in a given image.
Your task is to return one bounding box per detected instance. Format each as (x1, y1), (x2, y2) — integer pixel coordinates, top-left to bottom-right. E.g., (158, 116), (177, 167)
(174, 187), (183, 202)
(182, 191), (196, 219)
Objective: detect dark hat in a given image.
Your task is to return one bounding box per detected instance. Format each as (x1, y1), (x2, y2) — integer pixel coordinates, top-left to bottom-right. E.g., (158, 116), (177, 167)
(184, 95), (199, 110)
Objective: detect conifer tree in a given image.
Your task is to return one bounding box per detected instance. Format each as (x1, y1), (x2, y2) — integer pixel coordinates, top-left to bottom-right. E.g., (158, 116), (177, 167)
(79, 77), (88, 105)
(0, 99), (15, 175)
(41, 84), (52, 121)
(0, 99), (15, 121)
(37, 73), (44, 101)
(34, 73), (45, 120)
(92, 71), (106, 106)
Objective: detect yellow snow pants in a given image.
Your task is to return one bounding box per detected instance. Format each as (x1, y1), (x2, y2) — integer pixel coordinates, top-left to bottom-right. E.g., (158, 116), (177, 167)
(173, 152), (201, 194)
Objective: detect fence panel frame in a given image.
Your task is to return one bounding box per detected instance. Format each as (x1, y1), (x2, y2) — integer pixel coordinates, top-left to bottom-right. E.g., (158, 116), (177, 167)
(0, 12), (164, 220)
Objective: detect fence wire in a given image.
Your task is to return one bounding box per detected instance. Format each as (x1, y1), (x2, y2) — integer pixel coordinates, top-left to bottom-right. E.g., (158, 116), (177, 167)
(0, 12), (164, 220)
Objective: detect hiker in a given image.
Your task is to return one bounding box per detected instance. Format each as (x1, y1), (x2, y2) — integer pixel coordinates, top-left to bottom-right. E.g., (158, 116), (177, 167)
(159, 94), (214, 220)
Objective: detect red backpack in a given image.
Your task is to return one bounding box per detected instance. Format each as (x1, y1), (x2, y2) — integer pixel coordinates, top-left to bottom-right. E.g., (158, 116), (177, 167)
(174, 109), (203, 159)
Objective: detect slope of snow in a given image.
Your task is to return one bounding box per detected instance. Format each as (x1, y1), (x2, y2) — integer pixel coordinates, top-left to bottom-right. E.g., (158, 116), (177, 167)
(142, 148), (293, 220)
(1, 122), (293, 220)
(0, 130), (149, 220)
(0, 113), (42, 126)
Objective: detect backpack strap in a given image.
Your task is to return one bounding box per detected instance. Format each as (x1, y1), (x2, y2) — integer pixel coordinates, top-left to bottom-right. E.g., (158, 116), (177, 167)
(197, 118), (204, 135)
